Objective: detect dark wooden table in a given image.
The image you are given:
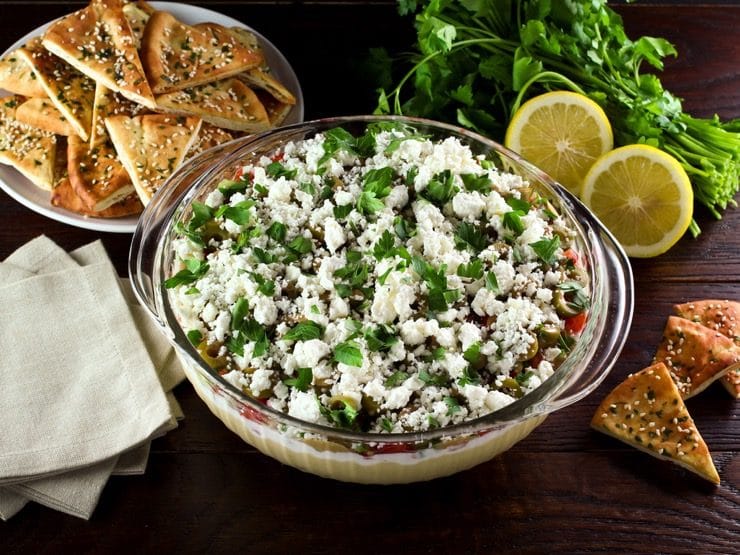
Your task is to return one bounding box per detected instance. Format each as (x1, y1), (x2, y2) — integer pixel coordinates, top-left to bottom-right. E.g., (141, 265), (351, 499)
(2, 1), (739, 553)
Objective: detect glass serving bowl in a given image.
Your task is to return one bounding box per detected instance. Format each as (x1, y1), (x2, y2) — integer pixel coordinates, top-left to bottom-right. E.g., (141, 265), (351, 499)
(129, 115), (634, 484)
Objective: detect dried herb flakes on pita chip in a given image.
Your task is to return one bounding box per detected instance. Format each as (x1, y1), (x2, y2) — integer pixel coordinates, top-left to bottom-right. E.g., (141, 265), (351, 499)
(0, 95), (58, 190)
(42, 0), (156, 109)
(141, 11), (262, 94)
(591, 362), (720, 485)
(653, 315), (740, 399)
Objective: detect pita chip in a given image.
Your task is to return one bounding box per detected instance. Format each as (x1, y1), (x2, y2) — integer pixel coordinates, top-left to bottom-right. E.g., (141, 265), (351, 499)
(226, 27), (296, 107)
(255, 89), (293, 127)
(141, 11), (262, 94)
(122, 1), (152, 49)
(155, 78), (270, 132)
(17, 38), (95, 141)
(0, 46), (46, 97)
(42, 0), (156, 109)
(105, 113), (202, 205)
(67, 133), (136, 211)
(673, 299), (740, 398)
(91, 82), (149, 147)
(52, 176), (143, 217)
(0, 95), (57, 190)
(15, 97), (76, 136)
(653, 315), (740, 399)
(187, 122), (235, 158)
(591, 362), (720, 485)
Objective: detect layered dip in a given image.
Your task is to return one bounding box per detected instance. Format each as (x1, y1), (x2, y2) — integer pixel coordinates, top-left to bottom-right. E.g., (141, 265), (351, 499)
(166, 122), (590, 434)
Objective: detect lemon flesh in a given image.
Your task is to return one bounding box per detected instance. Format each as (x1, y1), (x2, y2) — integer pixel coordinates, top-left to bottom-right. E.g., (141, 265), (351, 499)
(505, 91), (613, 196)
(581, 144), (693, 258)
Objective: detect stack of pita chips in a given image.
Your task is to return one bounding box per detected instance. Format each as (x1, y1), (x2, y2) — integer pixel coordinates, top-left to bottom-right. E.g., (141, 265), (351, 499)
(591, 298), (740, 485)
(0, 0), (296, 218)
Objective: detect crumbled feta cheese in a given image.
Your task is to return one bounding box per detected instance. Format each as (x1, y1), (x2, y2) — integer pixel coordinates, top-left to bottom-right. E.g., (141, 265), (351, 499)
(169, 125), (589, 434)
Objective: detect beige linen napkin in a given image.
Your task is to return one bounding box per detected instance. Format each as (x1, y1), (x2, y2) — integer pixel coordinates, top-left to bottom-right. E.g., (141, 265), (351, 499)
(0, 237), (185, 519)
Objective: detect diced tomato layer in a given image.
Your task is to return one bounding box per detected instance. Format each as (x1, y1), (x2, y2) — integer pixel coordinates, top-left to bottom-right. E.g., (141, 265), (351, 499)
(565, 311), (587, 335)
(373, 442), (412, 455)
(240, 404), (268, 424)
(563, 248), (579, 266)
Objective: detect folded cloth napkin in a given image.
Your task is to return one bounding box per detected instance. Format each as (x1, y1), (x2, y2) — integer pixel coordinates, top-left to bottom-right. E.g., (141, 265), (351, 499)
(0, 236), (186, 520)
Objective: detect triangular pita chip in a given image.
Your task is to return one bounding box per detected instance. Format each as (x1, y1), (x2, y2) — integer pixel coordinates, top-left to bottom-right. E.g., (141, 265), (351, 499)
(17, 38), (95, 140)
(254, 89), (293, 127)
(15, 97), (76, 136)
(67, 133), (136, 211)
(105, 113), (202, 205)
(0, 46), (46, 97)
(122, 1), (152, 49)
(91, 83), (149, 147)
(187, 122), (236, 158)
(226, 27), (296, 106)
(0, 95), (57, 190)
(52, 176), (142, 217)
(591, 362), (720, 484)
(653, 315), (740, 399)
(140, 11), (262, 94)
(673, 299), (740, 398)
(42, 0), (156, 109)
(239, 68), (296, 106)
(155, 78), (270, 132)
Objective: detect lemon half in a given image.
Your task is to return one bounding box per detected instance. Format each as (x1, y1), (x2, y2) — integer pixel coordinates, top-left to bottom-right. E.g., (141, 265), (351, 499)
(581, 144), (693, 258)
(505, 91), (613, 196)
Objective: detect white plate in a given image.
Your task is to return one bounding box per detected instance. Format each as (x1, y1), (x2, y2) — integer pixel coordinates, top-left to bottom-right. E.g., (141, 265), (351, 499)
(0, 1), (304, 233)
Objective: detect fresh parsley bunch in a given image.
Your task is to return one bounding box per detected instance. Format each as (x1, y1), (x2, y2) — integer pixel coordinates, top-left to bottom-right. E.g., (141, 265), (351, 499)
(374, 0), (740, 234)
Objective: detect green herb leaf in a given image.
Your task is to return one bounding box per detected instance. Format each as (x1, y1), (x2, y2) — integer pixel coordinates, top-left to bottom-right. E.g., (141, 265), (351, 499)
(186, 329), (202, 346)
(372, 229), (397, 260)
(384, 370), (409, 387)
(364, 324), (398, 352)
(284, 367), (313, 392)
(461, 173), (492, 192)
(530, 235), (561, 264)
(454, 221), (488, 253)
(283, 320), (324, 342)
(419, 370), (448, 386)
(485, 271), (499, 292)
(266, 161), (297, 179)
(230, 297), (249, 329)
(164, 259), (209, 288)
(421, 170), (457, 206)
(393, 216), (417, 240)
(457, 259), (484, 280)
(333, 204), (353, 219)
(266, 221), (287, 242)
(334, 341), (363, 367)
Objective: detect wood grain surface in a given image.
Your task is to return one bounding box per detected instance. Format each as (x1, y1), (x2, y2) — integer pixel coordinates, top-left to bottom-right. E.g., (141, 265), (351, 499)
(1, 2), (738, 554)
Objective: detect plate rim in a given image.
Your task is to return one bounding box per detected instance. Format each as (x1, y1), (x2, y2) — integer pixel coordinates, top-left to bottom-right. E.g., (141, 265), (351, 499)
(0, 1), (304, 234)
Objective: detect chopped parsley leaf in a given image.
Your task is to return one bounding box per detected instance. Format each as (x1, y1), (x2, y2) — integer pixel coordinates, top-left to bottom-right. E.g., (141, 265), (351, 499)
(530, 235), (561, 265)
(421, 169), (457, 206)
(164, 258), (209, 288)
(283, 367), (313, 392)
(457, 259), (484, 280)
(333, 341), (363, 367)
(283, 320), (324, 342)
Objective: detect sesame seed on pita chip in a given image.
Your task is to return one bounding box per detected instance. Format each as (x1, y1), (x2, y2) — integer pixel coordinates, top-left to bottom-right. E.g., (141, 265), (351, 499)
(0, 45), (46, 98)
(42, 0), (156, 109)
(17, 38), (96, 141)
(673, 299), (740, 398)
(653, 315), (740, 399)
(140, 11), (263, 94)
(154, 78), (270, 133)
(591, 362), (720, 485)
(15, 97), (76, 137)
(67, 133), (136, 211)
(105, 113), (202, 205)
(0, 95), (58, 190)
